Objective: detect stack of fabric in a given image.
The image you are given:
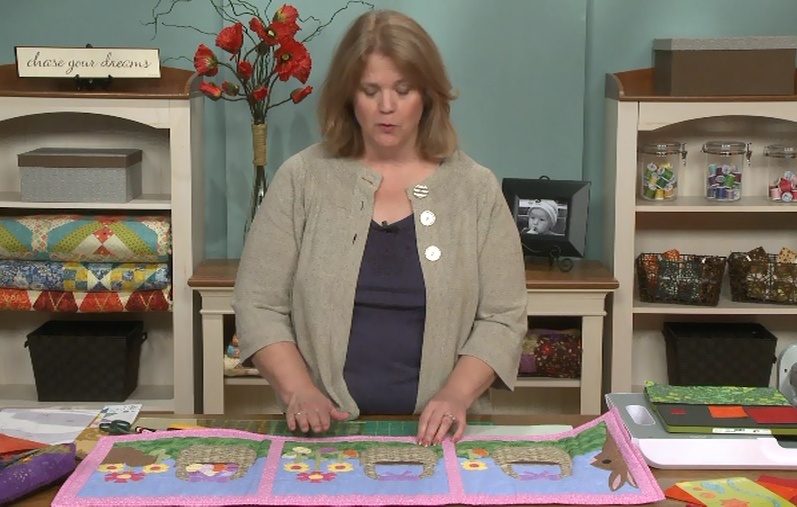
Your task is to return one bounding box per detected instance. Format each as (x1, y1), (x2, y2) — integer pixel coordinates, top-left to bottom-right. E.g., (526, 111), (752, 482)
(0, 214), (171, 312)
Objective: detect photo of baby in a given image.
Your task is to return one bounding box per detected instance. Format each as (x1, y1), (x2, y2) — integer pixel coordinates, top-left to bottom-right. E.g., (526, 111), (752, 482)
(516, 198), (568, 236)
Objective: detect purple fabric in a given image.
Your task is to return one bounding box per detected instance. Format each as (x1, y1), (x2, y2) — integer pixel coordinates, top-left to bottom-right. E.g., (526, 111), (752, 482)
(518, 355), (537, 373)
(0, 443), (76, 504)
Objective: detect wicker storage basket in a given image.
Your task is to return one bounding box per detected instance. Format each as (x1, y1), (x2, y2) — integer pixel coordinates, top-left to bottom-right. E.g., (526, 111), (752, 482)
(663, 321), (777, 387)
(728, 251), (797, 305)
(636, 252), (726, 306)
(25, 320), (146, 401)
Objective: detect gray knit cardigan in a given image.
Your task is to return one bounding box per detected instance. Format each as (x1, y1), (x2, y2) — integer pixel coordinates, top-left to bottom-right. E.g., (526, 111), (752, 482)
(232, 143), (528, 418)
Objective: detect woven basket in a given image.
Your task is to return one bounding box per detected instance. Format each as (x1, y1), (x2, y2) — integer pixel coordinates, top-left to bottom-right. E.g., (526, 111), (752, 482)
(728, 252), (797, 305)
(636, 252), (726, 306)
(25, 320), (146, 402)
(663, 321), (777, 387)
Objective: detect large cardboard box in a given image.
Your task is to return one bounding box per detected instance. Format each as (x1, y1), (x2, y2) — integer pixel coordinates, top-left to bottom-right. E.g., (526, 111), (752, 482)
(653, 36), (797, 97)
(18, 147), (143, 203)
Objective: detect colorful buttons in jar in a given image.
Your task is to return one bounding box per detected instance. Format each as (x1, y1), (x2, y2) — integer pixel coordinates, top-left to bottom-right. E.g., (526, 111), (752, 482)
(764, 144), (797, 203)
(638, 141), (685, 201)
(702, 141), (750, 202)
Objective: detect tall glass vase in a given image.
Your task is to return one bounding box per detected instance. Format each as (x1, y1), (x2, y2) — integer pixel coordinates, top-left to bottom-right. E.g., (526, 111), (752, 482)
(244, 122), (268, 242)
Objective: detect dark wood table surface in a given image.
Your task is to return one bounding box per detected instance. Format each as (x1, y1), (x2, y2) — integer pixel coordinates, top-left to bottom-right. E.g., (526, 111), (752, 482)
(188, 258), (620, 291)
(14, 413), (797, 506)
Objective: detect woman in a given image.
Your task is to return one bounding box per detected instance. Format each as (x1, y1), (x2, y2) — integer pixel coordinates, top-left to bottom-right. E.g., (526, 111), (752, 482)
(232, 9), (528, 447)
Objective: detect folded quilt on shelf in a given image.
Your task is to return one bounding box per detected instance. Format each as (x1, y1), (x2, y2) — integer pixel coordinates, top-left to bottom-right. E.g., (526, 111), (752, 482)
(52, 409), (664, 506)
(0, 286), (172, 312)
(0, 260), (170, 292)
(0, 214), (171, 263)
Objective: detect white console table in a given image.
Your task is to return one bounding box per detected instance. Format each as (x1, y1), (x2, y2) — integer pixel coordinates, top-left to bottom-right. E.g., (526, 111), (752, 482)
(189, 258), (618, 415)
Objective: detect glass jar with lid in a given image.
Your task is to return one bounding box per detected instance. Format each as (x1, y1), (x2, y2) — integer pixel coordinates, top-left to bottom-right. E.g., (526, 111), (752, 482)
(703, 141), (750, 202)
(764, 144), (797, 203)
(638, 141), (685, 201)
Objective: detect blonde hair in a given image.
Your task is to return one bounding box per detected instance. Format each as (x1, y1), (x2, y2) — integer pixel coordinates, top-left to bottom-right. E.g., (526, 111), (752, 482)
(317, 10), (458, 161)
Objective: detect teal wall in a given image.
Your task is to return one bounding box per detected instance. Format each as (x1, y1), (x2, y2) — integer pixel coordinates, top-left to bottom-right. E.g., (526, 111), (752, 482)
(4, 1), (797, 259)
(583, 0), (797, 261)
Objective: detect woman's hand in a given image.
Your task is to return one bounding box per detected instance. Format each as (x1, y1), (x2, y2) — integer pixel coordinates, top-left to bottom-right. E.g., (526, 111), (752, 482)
(249, 343), (349, 433)
(416, 389), (468, 446)
(416, 356), (498, 446)
(285, 386), (350, 433)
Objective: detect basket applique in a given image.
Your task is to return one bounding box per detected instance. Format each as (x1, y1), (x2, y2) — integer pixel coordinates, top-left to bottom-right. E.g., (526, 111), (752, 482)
(175, 444), (256, 482)
(54, 411), (666, 505)
(280, 441), (441, 484)
(455, 422), (640, 492)
(91, 437), (269, 488)
(491, 446), (573, 479)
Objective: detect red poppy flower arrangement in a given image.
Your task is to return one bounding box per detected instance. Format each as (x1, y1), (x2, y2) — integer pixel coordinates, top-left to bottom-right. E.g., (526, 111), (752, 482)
(151, 0), (372, 124)
(191, 4), (319, 124)
(151, 0), (371, 234)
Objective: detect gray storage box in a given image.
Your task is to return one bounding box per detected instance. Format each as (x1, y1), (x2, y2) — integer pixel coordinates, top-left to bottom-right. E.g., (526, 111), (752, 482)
(653, 36), (797, 96)
(18, 147), (143, 203)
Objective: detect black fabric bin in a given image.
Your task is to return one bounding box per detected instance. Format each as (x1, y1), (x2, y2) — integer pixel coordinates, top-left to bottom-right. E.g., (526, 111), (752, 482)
(662, 322), (777, 387)
(25, 320), (146, 402)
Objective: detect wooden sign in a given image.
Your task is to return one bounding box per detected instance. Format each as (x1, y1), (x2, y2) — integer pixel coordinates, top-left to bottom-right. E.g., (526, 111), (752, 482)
(15, 46), (161, 79)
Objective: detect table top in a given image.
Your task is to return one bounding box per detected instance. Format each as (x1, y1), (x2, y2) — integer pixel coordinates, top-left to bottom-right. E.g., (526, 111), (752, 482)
(14, 413), (794, 507)
(188, 258), (619, 291)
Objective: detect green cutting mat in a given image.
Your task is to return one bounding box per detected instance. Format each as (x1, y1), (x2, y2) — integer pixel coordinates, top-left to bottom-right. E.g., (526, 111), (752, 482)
(195, 418), (493, 436)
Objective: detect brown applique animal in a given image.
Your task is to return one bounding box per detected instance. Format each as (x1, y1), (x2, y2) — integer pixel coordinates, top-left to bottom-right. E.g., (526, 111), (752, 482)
(492, 445), (573, 479)
(359, 446), (438, 480)
(174, 444), (256, 481)
(590, 433), (638, 491)
(101, 446), (157, 467)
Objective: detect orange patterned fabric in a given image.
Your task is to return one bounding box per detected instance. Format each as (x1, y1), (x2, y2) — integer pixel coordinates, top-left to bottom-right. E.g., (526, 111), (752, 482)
(0, 287), (171, 312)
(708, 405), (747, 418)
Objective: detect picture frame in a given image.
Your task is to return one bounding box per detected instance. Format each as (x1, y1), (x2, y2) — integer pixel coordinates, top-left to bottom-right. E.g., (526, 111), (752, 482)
(501, 177), (591, 263)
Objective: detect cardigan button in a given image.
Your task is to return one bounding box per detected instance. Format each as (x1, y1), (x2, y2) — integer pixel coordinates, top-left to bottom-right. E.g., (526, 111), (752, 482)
(425, 245), (441, 261)
(413, 184), (429, 199)
(420, 210), (436, 226)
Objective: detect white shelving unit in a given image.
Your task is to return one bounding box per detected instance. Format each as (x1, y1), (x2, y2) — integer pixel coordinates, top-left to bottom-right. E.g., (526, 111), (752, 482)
(603, 68), (797, 393)
(0, 65), (205, 413)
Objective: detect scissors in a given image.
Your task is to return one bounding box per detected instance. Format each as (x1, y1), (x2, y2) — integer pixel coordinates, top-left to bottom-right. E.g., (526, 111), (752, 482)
(98, 420), (134, 435)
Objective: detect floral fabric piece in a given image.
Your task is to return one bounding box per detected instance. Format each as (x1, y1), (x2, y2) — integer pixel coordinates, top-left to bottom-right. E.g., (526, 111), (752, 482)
(645, 381), (792, 406)
(665, 476), (794, 506)
(0, 260), (170, 292)
(0, 286), (172, 312)
(0, 214), (171, 263)
(518, 328), (581, 378)
(53, 408), (663, 506)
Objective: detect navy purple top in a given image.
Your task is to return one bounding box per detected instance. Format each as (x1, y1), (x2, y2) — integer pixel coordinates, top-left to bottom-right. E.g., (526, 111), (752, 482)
(343, 214), (426, 415)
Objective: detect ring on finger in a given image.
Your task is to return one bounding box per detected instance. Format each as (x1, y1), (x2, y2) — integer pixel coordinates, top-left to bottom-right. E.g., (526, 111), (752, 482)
(293, 411), (303, 418)
(444, 412), (457, 423)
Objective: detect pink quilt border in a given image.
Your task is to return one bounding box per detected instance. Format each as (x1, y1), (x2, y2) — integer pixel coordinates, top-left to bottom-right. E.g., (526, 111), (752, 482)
(53, 408), (664, 506)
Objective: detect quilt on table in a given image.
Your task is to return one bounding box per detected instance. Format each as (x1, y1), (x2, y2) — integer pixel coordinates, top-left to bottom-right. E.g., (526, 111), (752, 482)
(0, 214), (170, 262)
(0, 286), (171, 312)
(52, 409), (664, 506)
(0, 260), (170, 292)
